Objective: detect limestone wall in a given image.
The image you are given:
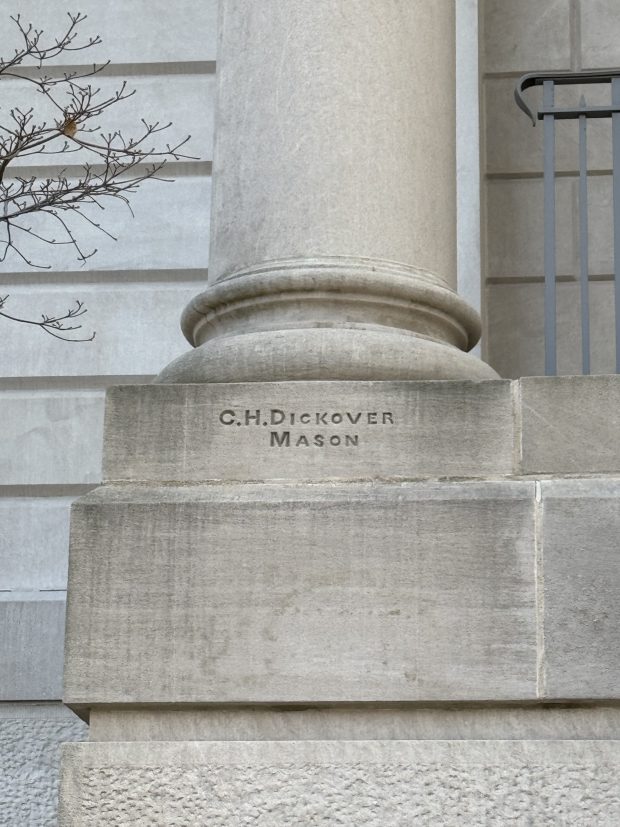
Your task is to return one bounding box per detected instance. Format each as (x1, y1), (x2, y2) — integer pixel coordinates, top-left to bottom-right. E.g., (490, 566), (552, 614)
(0, 1), (217, 819)
(482, 0), (620, 375)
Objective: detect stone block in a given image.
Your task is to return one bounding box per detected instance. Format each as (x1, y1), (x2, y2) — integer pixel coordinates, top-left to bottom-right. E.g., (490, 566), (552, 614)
(0, 497), (73, 590)
(581, 0), (620, 69)
(59, 739), (620, 825)
(0, 596), (66, 700)
(64, 481), (537, 707)
(520, 376), (620, 474)
(103, 381), (516, 483)
(541, 479), (620, 699)
(0, 282), (196, 378)
(486, 177), (575, 279)
(486, 281), (616, 378)
(485, 78), (547, 175)
(0, 175), (211, 275)
(483, 0), (571, 74)
(486, 281), (546, 378)
(0, 391), (105, 485)
(0, 0), (218, 65)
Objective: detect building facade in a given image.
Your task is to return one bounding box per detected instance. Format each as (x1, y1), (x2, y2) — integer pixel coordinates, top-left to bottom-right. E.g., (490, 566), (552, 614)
(1, 0), (619, 822)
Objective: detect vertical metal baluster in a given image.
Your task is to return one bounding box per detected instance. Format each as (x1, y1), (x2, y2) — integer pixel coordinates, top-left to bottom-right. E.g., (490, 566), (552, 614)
(543, 80), (557, 375)
(579, 96), (591, 374)
(613, 77), (620, 372)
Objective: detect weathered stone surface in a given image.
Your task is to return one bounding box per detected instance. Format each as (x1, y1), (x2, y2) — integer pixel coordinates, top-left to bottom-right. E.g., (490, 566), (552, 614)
(520, 376), (620, 473)
(0, 498), (73, 591)
(0, 703), (87, 827)
(484, 0), (571, 74)
(581, 0), (620, 69)
(64, 481), (537, 706)
(0, 596), (66, 700)
(103, 381), (515, 482)
(209, 4), (457, 289)
(59, 739), (620, 826)
(88, 705), (620, 743)
(541, 479), (620, 699)
(159, 326), (498, 384)
(0, 391), (104, 485)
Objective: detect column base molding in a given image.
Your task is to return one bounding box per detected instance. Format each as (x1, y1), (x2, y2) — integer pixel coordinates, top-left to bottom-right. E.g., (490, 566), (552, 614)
(158, 327), (498, 383)
(157, 258), (497, 383)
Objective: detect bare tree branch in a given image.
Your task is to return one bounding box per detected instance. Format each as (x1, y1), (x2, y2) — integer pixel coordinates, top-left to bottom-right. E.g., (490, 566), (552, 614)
(0, 294), (95, 341)
(0, 11), (196, 339)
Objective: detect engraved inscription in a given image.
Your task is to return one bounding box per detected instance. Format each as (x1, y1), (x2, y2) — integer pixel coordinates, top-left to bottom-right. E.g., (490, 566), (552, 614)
(269, 432), (360, 448)
(218, 409), (395, 448)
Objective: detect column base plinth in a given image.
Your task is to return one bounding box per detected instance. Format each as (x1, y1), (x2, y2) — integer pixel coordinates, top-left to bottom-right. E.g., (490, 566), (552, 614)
(157, 327), (498, 383)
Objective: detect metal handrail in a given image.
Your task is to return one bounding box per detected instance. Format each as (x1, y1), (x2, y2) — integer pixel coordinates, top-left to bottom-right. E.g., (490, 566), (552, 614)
(516, 70), (620, 375)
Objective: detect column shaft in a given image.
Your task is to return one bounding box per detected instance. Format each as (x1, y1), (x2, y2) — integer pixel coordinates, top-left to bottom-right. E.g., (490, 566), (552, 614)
(159, 0), (496, 382)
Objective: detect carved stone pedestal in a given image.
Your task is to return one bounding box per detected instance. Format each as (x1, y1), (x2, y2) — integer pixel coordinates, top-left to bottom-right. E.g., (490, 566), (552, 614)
(59, 378), (620, 824)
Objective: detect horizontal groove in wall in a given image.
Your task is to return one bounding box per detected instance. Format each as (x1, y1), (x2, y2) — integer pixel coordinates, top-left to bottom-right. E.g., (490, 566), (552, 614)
(0, 375), (154, 391)
(481, 70), (597, 81)
(11, 61), (217, 79)
(487, 274), (616, 286)
(5, 160), (212, 181)
(486, 169), (612, 181)
(0, 484), (97, 498)
(1, 267), (208, 285)
(0, 590), (66, 602)
(0, 388), (104, 398)
(484, 71), (540, 81)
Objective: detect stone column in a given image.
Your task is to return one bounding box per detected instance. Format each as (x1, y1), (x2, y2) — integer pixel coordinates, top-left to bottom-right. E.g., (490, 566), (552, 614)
(158, 0), (496, 383)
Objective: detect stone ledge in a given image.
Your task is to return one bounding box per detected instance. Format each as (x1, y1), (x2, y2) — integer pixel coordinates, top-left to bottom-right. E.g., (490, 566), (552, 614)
(87, 705), (620, 743)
